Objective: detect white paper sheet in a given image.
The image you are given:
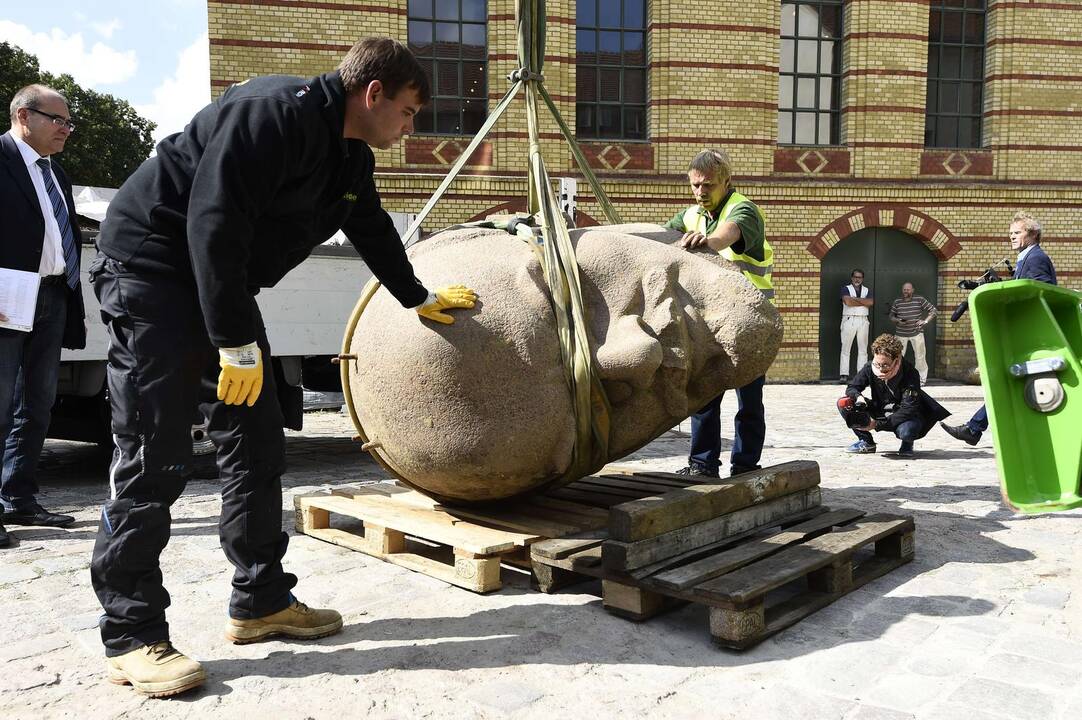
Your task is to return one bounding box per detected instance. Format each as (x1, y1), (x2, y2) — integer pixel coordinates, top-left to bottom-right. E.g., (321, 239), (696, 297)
(0, 268), (41, 332)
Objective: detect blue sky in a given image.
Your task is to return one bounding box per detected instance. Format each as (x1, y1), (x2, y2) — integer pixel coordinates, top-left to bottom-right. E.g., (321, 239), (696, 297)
(1, 0), (209, 142)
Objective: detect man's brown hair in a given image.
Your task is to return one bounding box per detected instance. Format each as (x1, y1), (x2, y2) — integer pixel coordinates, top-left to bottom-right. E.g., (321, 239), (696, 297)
(1012, 211), (1042, 243)
(871, 333), (903, 360)
(687, 148), (734, 189)
(338, 37), (431, 104)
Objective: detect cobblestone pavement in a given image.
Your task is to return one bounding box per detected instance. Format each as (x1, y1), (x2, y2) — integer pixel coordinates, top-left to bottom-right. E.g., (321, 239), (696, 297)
(2, 383), (1080, 719)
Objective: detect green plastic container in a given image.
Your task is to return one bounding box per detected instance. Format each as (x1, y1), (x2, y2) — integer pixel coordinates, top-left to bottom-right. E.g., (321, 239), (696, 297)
(969, 279), (1082, 513)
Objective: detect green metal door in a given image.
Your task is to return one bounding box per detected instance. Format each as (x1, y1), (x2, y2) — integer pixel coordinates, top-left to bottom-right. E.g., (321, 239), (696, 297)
(819, 228), (939, 379)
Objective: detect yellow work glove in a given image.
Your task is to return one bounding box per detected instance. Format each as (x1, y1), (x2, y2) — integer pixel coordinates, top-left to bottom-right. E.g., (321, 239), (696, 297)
(217, 342), (264, 407)
(415, 284), (478, 325)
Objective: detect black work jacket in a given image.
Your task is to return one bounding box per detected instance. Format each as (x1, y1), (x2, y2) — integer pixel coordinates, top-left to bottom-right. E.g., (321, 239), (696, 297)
(846, 360), (950, 438)
(98, 71), (427, 347)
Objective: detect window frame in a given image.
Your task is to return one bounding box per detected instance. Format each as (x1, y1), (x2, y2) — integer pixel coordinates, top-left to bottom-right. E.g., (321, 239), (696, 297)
(924, 0), (987, 149)
(575, 0), (648, 141)
(777, 0), (844, 146)
(407, 0), (489, 136)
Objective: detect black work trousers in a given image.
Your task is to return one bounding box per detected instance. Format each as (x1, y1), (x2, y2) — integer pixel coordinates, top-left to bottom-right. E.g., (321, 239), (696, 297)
(88, 255), (297, 657)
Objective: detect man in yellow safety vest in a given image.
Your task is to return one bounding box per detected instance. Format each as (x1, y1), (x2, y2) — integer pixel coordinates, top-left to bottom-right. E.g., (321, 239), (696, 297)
(663, 148), (774, 477)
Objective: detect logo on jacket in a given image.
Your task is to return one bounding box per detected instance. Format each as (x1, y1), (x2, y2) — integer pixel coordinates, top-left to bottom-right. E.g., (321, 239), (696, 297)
(343, 192), (358, 202)
(296, 85), (310, 98)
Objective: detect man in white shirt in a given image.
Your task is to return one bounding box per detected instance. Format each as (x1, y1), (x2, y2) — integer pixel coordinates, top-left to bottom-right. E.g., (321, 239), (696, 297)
(839, 268), (873, 382)
(0, 84), (86, 547)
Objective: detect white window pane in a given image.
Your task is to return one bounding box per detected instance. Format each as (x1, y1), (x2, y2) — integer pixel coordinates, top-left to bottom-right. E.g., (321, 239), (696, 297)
(779, 75), (794, 110)
(818, 113), (832, 144)
(795, 112), (816, 144)
(819, 40), (835, 74)
(797, 77), (816, 108)
(781, 39), (794, 73)
(819, 77), (833, 110)
(797, 40), (818, 73)
(778, 112), (792, 143)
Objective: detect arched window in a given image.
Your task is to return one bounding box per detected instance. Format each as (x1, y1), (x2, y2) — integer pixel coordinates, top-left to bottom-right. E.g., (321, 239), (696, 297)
(408, 0), (488, 135)
(778, 0), (844, 145)
(925, 0), (986, 148)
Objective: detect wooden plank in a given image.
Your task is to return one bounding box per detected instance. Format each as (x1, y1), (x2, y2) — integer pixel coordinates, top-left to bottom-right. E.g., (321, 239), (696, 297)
(602, 580), (676, 620)
(694, 515), (914, 606)
(546, 486), (635, 508)
(521, 495), (611, 524)
(564, 482), (649, 499)
(590, 474), (693, 490)
(530, 529), (609, 560)
(297, 494), (531, 555)
(608, 460), (822, 542)
(651, 508), (866, 590)
(626, 507), (829, 580)
(602, 488), (821, 571)
(433, 506), (584, 539)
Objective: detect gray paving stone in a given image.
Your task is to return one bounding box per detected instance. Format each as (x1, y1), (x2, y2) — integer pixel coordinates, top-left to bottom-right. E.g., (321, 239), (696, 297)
(948, 678), (1056, 720)
(844, 705), (915, 720)
(0, 564), (39, 585)
(0, 633), (69, 663)
(976, 653), (1082, 691)
(1022, 585), (1070, 609)
(464, 679), (545, 715)
(862, 673), (959, 713)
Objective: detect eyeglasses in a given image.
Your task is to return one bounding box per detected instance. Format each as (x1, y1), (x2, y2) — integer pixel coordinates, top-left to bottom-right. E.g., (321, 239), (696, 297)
(871, 360), (895, 370)
(26, 108), (76, 132)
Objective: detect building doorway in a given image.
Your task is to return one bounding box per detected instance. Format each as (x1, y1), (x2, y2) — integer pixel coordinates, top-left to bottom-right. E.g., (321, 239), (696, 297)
(819, 228), (939, 380)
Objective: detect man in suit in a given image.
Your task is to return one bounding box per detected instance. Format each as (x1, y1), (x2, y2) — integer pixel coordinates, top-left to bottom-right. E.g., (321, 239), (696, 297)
(0, 84), (85, 548)
(941, 211), (1056, 445)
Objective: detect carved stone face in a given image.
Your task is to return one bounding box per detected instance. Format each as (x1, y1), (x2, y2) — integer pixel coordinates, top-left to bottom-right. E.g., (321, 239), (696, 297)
(345, 223), (783, 503)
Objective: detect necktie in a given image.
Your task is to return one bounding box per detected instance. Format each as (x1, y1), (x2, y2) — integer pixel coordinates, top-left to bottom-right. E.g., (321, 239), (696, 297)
(35, 158), (79, 289)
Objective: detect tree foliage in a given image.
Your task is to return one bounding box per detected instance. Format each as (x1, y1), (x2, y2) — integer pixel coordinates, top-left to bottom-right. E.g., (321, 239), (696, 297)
(0, 41), (155, 187)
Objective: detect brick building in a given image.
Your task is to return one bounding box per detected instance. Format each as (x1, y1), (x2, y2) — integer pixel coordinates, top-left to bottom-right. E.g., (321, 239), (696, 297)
(208, 0), (1081, 381)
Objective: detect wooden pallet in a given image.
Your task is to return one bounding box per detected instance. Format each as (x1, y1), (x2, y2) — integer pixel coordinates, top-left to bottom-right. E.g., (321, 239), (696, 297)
(531, 508), (915, 649)
(293, 467), (712, 593)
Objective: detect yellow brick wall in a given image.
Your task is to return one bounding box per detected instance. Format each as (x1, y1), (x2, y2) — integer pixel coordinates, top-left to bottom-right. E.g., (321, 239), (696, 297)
(208, 0), (1082, 382)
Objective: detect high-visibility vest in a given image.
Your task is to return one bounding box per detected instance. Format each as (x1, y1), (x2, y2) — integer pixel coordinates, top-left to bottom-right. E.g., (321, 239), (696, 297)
(681, 191), (775, 303)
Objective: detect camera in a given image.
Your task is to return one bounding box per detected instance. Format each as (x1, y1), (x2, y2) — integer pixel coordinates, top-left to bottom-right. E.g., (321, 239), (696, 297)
(837, 396), (872, 429)
(949, 258), (1014, 322)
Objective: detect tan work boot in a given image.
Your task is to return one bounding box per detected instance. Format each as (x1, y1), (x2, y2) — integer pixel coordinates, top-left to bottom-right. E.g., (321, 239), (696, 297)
(106, 641), (206, 698)
(224, 599), (343, 644)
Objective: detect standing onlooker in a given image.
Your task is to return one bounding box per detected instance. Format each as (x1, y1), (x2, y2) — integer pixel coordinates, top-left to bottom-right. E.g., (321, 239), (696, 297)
(0, 84), (85, 548)
(839, 269), (873, 382)
(888, 282), (937, 384)
(941, 211), (1056, 445)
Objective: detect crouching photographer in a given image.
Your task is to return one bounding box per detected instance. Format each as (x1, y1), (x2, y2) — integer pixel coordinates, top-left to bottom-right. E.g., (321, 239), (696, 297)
(839, 334), (951, 457)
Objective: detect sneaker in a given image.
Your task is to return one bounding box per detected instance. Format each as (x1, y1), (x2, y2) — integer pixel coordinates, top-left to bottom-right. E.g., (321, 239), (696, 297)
(845, 440), (877, 454)
(897, 441), (914, 457)
(106, 641), (205, 698)
(225, 599), (343, 645)
(0, 522), (9, 548)
(730, 465), (761, 477)
(940, 422), (980, 446)
(838, 375), (849, 385)
(674, 465), (720, 479)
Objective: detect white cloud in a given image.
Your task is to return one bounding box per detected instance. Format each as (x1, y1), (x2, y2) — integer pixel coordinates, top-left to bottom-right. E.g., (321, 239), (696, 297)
(92, 19), (122, 39)
(135, 33), (210, 144)
(0, 20), (137, 87)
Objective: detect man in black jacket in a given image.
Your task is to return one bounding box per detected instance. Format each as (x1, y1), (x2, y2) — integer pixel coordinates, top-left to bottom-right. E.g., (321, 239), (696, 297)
(90, 38), (475, 697)
(1, 84), (85, 548)
(840, 334), (950, 457)
(941, 212), (1057, 446)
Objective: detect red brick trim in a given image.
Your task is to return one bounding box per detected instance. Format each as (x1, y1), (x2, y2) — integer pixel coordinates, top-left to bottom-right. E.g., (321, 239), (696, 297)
(209, 0), (403, 11)
(988, 144), (1082, 152)
(849, 0), (929, 4)
(920, 150), (994, 177)
(844, 104), (925, 114)
(985, 109), (1082, 118)
(210, 38), (351, 51)
(404, 138), (493, 168)
(991, 1), (1082, 10)
(780, 342), (818, 349)
(651, 61), (778, 73)
(778, 307), (819, 313)
(652, 136), (776, 146)
(648, 22), (775, 34)
(988, 37), (1082, 48)
(773, 271), (820, 277)
(489, 13), (574, 25)
(988, 73), (1082, 82)
(491, 53), (575, 64)
(940, 339), (975, 347)
(577, 142), (655, 171)
(849, 141), (926, 149)
(653, 99), (776, 110)
(846, 32), (926, 42)
(806, 206), (961, 261)
(773, 147), (851, 175)
(844, 68), (927, 78)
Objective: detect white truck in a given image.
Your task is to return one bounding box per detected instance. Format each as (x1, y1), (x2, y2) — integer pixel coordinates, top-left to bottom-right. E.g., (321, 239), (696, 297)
(52, 186), (416, 449)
